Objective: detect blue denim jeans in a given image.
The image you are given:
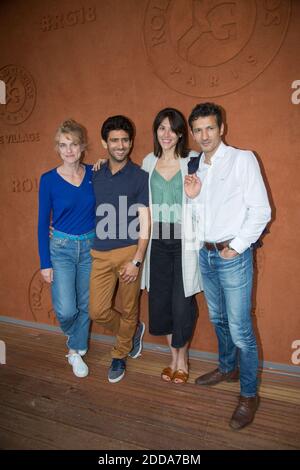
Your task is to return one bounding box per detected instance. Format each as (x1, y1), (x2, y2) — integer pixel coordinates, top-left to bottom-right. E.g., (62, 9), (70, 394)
(199, 247), (258, 397)
(50, 231), (94, 351)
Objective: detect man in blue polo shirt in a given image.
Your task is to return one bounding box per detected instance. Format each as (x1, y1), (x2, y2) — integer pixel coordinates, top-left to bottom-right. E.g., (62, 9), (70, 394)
(89, 115), (150, 383)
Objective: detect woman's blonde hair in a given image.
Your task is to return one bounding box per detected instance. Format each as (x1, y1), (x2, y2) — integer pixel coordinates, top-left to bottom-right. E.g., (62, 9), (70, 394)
(55, 119), (88, 153)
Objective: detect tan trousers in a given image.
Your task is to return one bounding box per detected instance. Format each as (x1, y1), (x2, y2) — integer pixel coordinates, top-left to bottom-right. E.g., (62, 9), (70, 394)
(89, 245), (142, 359)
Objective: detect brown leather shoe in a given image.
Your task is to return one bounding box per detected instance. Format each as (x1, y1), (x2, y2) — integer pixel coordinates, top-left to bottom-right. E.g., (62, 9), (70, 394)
(195, 367), (239, 386)
(230, 395), (259, 430)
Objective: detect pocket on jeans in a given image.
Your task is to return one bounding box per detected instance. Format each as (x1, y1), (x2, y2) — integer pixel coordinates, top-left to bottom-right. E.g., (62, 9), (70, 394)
(50, 238), (69, 251)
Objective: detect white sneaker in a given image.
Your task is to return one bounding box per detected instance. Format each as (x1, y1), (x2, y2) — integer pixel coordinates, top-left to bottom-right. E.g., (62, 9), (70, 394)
(66, 353), (89, 378)
(78, 349), (87, 357)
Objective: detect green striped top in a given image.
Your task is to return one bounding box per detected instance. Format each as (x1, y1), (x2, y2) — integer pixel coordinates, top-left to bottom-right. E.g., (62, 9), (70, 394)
(150, 169), (182, 223)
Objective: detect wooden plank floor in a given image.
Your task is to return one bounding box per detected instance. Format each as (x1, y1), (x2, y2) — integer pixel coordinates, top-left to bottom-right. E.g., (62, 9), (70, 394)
(0, 322), (299, 450)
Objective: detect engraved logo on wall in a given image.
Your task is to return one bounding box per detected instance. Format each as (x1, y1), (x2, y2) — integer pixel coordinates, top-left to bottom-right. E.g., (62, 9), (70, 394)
(11, 177), (39, 193)
(41, 5), (96, 32)
(29, 270), (56, 325)
(0, 133), (40, 145)
(144, 0), (291, 97)
(0, 65), (36, 125)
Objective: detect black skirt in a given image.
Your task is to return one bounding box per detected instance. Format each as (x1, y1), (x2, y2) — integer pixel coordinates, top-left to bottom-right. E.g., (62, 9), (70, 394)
(149, 223), (197, 348)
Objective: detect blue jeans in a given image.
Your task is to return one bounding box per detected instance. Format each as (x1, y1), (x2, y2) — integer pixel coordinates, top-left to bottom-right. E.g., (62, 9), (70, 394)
(199, 247), (258, 397)
(50, 232), (94, 351)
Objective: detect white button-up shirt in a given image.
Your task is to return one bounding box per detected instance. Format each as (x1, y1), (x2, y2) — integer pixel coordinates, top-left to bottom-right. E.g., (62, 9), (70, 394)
(190, 142), (271, 253)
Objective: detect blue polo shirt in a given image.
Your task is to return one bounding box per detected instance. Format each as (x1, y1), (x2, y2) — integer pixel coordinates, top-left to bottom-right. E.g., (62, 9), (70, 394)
(92, 159), (149, 251)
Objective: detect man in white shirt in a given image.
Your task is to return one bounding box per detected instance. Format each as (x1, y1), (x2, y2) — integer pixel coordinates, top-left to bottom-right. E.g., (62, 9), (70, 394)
(184, 102), (271, 430)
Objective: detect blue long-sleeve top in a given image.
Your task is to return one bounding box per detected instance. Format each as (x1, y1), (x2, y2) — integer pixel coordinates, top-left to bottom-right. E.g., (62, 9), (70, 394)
(38, 164), (96, 269)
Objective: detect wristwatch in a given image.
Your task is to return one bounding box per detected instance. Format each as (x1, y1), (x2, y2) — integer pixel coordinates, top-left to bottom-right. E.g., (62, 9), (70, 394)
(131, 259), (142, 268)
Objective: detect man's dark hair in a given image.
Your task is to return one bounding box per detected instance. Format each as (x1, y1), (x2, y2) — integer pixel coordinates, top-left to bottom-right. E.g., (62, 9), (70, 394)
(153, 107), (189, 159)
(188, 102), (223, 129)
(101, 115), (135, 142)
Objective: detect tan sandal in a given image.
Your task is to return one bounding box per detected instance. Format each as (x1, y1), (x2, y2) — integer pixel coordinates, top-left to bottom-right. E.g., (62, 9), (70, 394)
(172, 369), (189, 384)
(161, 366), (175, 382)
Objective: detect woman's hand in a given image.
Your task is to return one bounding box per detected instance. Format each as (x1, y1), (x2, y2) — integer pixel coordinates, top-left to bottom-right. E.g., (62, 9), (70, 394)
(184, 173), (202, 198)
(41, 268), (53, 283)
(92, 158), (107, 171)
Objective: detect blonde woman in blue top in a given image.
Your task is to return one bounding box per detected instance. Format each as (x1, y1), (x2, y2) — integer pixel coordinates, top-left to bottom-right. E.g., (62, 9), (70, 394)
(141, 108), (202, 384)
(38, 119), (95, 378)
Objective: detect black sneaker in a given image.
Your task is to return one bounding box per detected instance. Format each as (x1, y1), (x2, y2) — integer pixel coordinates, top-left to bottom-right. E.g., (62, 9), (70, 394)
(108, 358), (126, 383)
(128, 322), (145, 359)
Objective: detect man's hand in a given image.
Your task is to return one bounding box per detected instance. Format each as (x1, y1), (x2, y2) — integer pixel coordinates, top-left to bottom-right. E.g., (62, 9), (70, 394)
(92, 158), (107, 171)
(184, 173), (202, 199)
(118, 205), (149, 285)
(119, 262), (139, 284)
(220, 247), (239, 259)
(41, 268), (53, 283)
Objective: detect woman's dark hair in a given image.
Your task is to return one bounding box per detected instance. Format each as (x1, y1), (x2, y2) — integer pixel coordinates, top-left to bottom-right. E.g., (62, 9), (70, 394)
(101, 115), (135, 142)
(153, 108), (189, 158)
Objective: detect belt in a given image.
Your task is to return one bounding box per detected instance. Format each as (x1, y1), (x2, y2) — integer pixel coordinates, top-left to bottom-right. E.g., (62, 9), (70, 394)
(204, 240), (232, 251)
(52, 229), (95, 241)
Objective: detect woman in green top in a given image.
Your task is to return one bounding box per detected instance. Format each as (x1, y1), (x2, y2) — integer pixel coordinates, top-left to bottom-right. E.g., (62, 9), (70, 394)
(141, 108), (202, 384)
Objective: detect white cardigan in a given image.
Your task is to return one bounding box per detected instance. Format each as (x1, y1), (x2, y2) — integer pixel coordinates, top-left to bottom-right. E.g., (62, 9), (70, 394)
(141, 151), (203, 297)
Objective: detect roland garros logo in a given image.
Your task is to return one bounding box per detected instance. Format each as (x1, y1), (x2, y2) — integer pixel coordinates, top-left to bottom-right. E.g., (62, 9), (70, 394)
(0, 65), (36, 125)
(143, 0), (291, 97)
(28, 270), (56, 325)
